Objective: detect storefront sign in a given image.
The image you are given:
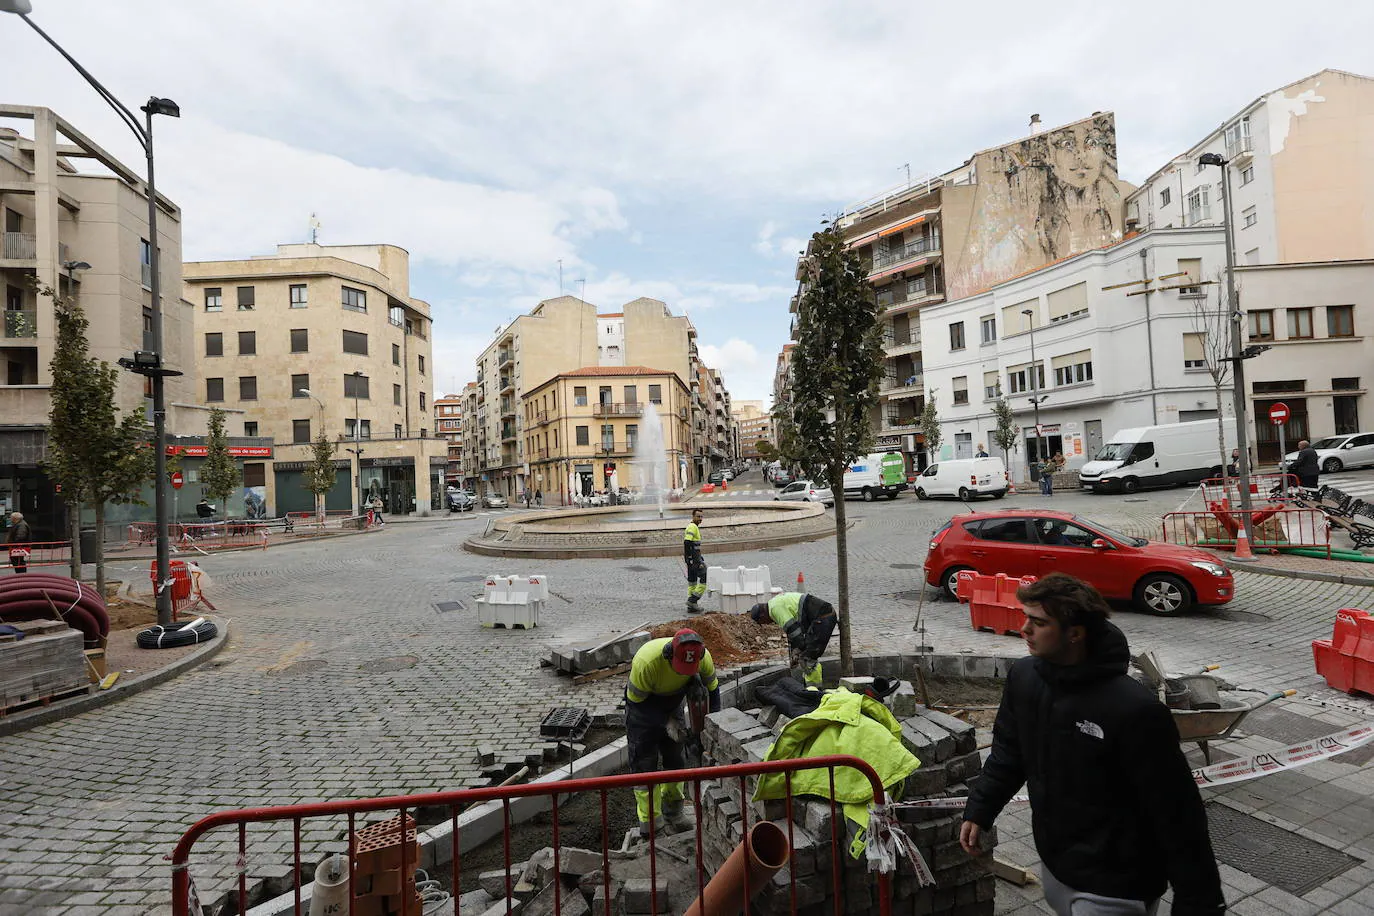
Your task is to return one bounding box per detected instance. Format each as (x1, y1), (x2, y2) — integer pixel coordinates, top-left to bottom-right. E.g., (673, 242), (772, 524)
(876, 435), (902, 449)
(166, 445), (274, 458)
(361, 457), (411, 468)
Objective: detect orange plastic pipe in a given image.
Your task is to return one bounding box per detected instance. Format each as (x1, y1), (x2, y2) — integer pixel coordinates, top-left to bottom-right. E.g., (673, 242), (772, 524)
(684, 820), (791, 916)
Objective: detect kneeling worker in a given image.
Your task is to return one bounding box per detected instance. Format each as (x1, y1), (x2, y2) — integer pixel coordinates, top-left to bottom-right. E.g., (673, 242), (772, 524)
(747, 593), (838, 686)
(625, 629), (720, 836)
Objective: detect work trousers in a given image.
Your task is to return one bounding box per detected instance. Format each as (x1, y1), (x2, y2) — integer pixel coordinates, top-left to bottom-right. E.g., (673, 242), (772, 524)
(685, 552), (707, 603)
(626, 703), (686, 825)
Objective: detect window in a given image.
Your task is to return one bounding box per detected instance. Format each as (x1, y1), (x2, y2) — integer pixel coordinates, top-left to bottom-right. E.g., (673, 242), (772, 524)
(204, 287), (222, 312)
(1002, 299), (1037, 335)
(389, 305), (404, 328)
(1287, 307), (1314, 339)
(1333, 377), (1360, 390)
(575, 425), (590, 446)
(980, 316), (996, 344)
(952, 376), (969, 405)
(291, 373), (310, 396)
(1047, 282), (1089, 322)
(206, 378), (224, 402)
(1034, 518), (1098, 548)
(204, 332), (223, 357)
(391, 343), (400, 366)
(574, 386), (588, 406)
(290, 328), (309, 353)
(627, 424), (639, 450)
(341, 330), (368, 355)
(1327, 305), (1355, 338)
(344, 419), (372, 439)
(243, 462), (266, 488)
(420, 392), (427, 410)
(292, 419), (312, 444)
(1160, 188), (1171, 207)
(624, 385), (637, 403)
(239, 376), (258, 400)
(341, 286), (367, 313)
(289, 284), (308, 308)
(418, 355), (426, 375)
(1007, 363), (1045, 394)
(1177, 258), (1203, 296)
(1240, 165), (1254, 186)
(244, 421), (258, 437)
(1242, 206), (1257, 229)
(344, 373), (370, 399)
(393, 383), (402, 406)
(1186, 186), (1211, 225)
(1252, 380), (1305, 394)
(601, 424), (615, 449)
(140, 239), (152, 288)
(1052, 350), (1093, 386)
(1248, 310), (1274, 340)
(968, 518), (1032, 543)
(233, 331), (254, 356)
(237, 286), (255, 310)
(649, 384), (662, 404)
(394, 424), (403, 438)
(1182, 333), (1207, 369)
(949, 321), (966, 351)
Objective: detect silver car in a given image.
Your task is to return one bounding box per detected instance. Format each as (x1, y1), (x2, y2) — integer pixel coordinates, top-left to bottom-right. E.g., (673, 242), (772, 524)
(482, 492), (509, 509)
(774, 479), (834, 506)
(1283, 432), (1374, 473)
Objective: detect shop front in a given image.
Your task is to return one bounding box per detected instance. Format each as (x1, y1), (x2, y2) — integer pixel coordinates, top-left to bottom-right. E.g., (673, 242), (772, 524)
(272, 459), (351, 515)
(360, 457), (416, 516)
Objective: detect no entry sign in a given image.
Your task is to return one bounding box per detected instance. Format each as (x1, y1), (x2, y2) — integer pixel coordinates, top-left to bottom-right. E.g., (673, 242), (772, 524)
(1269, 402), (1290, 426)
(170, 470), (184, 490)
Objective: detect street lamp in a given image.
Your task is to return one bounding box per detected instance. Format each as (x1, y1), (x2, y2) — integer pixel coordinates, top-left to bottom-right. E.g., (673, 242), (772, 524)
(1199, 150), (1258, 552)
(347, 371), (366, 516)
(60, 259), (91, 299)
(5, 0), (182, 622)
(1022, 308), (1048, 479)
(296, 387), (325, 430)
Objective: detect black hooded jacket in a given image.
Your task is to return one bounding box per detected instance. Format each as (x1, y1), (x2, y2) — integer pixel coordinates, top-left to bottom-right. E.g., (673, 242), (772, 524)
(963, 622), (1225, 914)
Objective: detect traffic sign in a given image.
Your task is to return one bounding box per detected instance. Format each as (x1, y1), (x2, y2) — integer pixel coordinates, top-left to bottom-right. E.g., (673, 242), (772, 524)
(1269, 402), (1290, 425)
(170, 470), (184, 490)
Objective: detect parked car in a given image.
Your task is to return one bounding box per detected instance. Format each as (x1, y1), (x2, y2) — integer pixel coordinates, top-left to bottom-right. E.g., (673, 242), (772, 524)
(721, 468), (736, 481)
(707, 471), (727, 485)
(923, 509), (1234, 616)
(912, 458), (1008, 501)
(774, 479), (834, 506)
(1079, 419), (1237, 493)
(1282, 432), (1374, 473)
(447, 490), (476, 512)
(843, 451), (907, 501)
(771, 470), (795, 487)
(482, 492), (509, 509)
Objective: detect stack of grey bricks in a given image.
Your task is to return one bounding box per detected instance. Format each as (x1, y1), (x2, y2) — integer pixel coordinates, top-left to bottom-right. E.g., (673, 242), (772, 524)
(694, 678), (996, 916)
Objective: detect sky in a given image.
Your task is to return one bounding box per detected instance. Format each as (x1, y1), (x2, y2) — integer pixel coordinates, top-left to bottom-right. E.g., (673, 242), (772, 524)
(7, 1), (1373, 406)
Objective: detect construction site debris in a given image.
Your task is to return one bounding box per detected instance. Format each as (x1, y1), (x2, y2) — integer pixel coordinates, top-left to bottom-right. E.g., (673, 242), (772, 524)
(650, 612), (784, 666)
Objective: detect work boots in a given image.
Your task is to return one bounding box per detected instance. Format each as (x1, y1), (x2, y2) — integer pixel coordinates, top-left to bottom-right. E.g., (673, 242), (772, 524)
(686, 597), (701, 613)
(662, 801), (696, 834)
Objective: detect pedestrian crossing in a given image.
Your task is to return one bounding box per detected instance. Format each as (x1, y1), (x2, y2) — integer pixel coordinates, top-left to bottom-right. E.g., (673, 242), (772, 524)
(693, 488), (775, 499)
(1323, 476), (1374, 501)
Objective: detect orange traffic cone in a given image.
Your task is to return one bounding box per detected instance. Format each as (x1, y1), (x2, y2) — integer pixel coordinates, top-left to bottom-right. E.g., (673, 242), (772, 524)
(797, 570), (805, 589)
(1232, 522), (1257, 562)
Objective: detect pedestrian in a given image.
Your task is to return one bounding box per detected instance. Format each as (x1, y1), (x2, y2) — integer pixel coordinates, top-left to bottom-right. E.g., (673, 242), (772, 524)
(745, 592), (837, 686)
(195, 497), (214, 519)
(976, 443), (990, 457)
(1290, 439), (1320, 491)
(7, 511), (33, 574)
(1226, 448), (1240, 478)
(1038, 457), (1055, 497)
(369, 494), (385, 526)
(625, 629), (720, 836)
(683, 508), (706, 612)
(535, 488), (542, 508)
(960, 572), (1225, 916)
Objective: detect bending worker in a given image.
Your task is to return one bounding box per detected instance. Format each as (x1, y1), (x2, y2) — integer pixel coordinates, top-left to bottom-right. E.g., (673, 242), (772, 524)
(747, 592), (838, 686)
(625, 629), (720, 836)
(683, 508), (706, 612)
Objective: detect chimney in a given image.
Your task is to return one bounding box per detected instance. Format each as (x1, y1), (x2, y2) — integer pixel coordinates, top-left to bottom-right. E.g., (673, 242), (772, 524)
(1029, 113), (1042, 134)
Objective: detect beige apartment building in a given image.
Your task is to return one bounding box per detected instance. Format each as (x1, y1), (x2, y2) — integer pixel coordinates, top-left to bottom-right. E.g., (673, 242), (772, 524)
(1, 106), (197, 539)
(435, 392), (464, 485)
(523, 366), (692, 503)
(466, 295), (720, 497)
(183, 243), (446, 517)
(734, 400), (772, 458)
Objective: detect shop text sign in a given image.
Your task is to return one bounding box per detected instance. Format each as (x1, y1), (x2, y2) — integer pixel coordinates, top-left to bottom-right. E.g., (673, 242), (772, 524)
(166, 445), (274, 458)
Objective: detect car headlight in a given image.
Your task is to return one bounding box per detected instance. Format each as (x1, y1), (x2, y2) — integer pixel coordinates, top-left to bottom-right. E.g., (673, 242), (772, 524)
(1189, 560), (1228, 577)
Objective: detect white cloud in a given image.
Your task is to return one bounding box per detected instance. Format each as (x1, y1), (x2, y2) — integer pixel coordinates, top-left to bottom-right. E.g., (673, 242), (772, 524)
(700, 338), (773, 407)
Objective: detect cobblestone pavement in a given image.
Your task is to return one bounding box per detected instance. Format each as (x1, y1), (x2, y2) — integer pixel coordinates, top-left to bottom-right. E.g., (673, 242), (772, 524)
(2, 483), (1373, 914)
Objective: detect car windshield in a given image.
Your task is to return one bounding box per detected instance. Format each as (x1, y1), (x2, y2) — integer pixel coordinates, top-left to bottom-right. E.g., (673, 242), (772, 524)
(1094, 442), (1134, 461)
(1311, 437), (1347, 450)
(1075, 515), (1146, 547)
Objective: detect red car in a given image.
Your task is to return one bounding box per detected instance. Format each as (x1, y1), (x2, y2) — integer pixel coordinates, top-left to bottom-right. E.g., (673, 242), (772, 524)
(924, 509), (1234, 616)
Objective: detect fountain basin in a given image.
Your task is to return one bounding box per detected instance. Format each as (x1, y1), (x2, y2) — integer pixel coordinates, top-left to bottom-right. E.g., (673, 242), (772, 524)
(462, 501), (835, 558)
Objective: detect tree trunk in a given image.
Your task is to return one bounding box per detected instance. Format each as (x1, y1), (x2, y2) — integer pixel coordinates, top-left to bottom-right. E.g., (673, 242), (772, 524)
(68, 502), (81, 580)
(315, 491), (325, 526)
(830, 459), (853, 677)
(93, 501), (106, 602)
(1215, 382), (1228, 481)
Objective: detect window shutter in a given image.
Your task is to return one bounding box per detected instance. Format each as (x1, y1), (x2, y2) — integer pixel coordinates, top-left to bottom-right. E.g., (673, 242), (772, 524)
(984, 370), (999, 389)
(1183, 333), (1205, 362)
(1052, 350), (1091, 370)
(1047, 283), (1087, 320)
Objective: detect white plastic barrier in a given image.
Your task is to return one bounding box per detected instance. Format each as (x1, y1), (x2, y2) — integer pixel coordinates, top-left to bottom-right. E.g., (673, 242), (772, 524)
(706, 565), (774, 613)
(475, 573), (547, 628)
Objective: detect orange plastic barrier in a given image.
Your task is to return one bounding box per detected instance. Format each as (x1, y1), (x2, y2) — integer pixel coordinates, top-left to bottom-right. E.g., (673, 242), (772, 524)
(956, 571), (1035, 637)
(1312, 608), (1374, 695)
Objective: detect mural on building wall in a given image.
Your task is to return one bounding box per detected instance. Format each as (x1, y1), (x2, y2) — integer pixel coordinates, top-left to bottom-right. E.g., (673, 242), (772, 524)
(949, 114), (1123, 300)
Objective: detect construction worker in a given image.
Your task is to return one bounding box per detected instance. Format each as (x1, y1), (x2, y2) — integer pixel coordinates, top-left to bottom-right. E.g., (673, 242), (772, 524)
(625, 629), (720, 836)
(683, 508), (706, 612)
(746, 593), (837, 686)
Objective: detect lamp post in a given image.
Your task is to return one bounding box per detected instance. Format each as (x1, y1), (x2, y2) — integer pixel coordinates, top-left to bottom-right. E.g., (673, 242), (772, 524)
(348, 371), (366, 516)
(5, 1), (182, 623)
(1022, 308), (1047, 481)
(1199, 150), (1256, 549)
(296, 387), (325, 430)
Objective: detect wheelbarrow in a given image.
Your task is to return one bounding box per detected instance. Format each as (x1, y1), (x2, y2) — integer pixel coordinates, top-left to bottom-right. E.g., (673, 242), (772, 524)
(1171, 688), (1296, 764)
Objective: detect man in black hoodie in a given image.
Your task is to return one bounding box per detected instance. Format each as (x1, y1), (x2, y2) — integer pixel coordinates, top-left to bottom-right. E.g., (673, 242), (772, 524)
(960, 573), (1225, 915)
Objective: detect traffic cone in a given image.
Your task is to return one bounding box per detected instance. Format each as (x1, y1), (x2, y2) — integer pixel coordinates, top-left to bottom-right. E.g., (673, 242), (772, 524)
(797, 570), (805, 589)
(1232, 522), (1258, 562)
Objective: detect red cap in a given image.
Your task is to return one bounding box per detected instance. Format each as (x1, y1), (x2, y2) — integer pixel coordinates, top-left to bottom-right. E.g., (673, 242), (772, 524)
(669, 629), (706, 675)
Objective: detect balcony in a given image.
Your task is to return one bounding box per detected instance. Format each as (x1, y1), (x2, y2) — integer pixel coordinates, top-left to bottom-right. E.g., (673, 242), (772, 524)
(500, 398), (515, 417)
(884, 326), (921, 356)
(498, 348), (514, 368)
(3, 310), (37, 339)
(533, 409), (551, 426)
(880, 374), (924, 399)
(598, 440), (628, 455)
(2, 232), (36, 260)
(531, 447), (550, 460)
(501, 424), (517, 441)
(1225, 134), (1254, 165)
(593, 401), (644, 418)
(876, 280), (943, 315)
(870, 235), (942, 275)
(499, 375), (514, 393)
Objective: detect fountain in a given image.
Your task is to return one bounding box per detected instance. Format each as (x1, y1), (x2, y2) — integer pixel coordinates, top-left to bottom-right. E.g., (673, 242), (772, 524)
(633, 401), (668, 520)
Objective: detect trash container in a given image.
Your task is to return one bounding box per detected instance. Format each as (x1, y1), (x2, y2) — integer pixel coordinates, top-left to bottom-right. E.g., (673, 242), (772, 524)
(79, 527), (99, 559)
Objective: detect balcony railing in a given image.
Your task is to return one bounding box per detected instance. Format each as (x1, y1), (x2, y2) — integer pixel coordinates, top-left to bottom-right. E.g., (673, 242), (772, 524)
(884, 327), (920, 349)
(499, 375), (514, 392)
(1225, 135), (1253, 160)
(501, 426), (517, 441)
(1, 232), (36, 260)
(880, 373), (924, 393)
(593, 402), (643, 418)
(598, 441), (628, 455)
(1187, 205), (1212, 226)
(871, 235), (941, 271)
(3, 309), (37, 339)
(533, 409), (551, 426)
(876, 280), (942, 312)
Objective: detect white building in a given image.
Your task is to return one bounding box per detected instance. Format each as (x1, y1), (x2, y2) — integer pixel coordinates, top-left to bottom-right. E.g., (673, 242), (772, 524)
(919, 228), (1233, 480)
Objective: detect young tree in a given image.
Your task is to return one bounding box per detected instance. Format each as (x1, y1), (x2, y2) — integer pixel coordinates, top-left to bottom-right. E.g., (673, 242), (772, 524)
(1191, 285), (1233, 479)
(778, 223), (884, 676)
(919, 390), (942, 459)
(992, 386), (1019, 473)
(755, 440), (779, 462)
(201, 408), (242, 518)
(304, 434), (338, 524)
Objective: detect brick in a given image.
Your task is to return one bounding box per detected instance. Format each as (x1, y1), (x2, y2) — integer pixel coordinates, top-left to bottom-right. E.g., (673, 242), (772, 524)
(555, 846), (605, 879)
(903, 764), (949, 795)
(622, 876), (669, 914)
(479, 866), (521, 899)
(913, 706), (978, 754)
(944, 750), (982, 785)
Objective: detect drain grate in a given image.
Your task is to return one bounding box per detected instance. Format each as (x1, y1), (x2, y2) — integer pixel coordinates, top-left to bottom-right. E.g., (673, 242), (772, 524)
(540, 707), (591, 739)
(1206, 802), (1362, 895)
(359, 655), (419, 673)
(1242, 707), (1334, 745)
(1210, 607), (1271, 624)
(435, 600), (465, 614)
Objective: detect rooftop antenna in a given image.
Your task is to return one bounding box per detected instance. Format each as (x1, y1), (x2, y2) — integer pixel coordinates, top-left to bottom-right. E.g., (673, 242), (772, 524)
(901, 163), (911, 187)
(308, 213), (321, 244)
(578, 278), (586, 301)
(558, 259), (564, 297)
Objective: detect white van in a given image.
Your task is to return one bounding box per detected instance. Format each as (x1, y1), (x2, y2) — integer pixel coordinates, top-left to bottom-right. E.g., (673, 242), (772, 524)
(842, 452), (908, 501)
(1078, 419), (1237, 494)
(912, 457), (1008, 501)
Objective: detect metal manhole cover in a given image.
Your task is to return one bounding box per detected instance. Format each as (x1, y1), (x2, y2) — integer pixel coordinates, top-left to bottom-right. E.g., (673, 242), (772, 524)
(624, 565), (652, 572)
(890, 563), (921, 569)
(359, 655), (420, 674)
(269, 659), (329, 677)
(1206, 802), (1361, 895)
(1242, 707), (1333, 745)
(435, 601), (465, 614)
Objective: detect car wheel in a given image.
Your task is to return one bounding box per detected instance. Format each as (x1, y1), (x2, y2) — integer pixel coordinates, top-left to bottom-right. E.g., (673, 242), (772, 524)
(1323, 457), (1343, 473)
(915, 487), (927, 501)
(957, 487), (970, 501)
(1134, 573), (1193, 616)
(886, 491), (898, 500)
(942, 566), (974, 601)
(773, 495), (780, 501)
(992, 490), (1006, 499)
(862, 487), (875, 502)
(1121, 477), (1140, 494)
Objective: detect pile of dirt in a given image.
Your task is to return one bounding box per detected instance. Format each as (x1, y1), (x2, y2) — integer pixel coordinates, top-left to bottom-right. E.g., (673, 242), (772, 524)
(105, 597), (159, 631)
(650, 612), (785, 666)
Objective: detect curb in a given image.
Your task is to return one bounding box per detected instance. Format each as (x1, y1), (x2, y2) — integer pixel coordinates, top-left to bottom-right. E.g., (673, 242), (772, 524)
(0, 616), (231, 738)
(1234, 563), (1374, 588)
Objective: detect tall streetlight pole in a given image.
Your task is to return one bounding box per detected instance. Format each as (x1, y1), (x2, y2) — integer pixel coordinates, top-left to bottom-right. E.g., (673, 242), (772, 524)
(1199, 151), (1256, 550)
(1022, 308), (1047, 481)
(4, 0), (182, 622)
(348, 371), (366, 516)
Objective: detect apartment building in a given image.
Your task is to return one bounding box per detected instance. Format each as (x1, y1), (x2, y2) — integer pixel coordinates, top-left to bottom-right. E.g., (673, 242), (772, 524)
(522, 366), (692, 503)
(435, 392), (464, 485)
(792, 113), (1126, 473)
(183, 243), (446, 517)
(1126, 70), (1374, 265)
(466, 295), (715, 498)
(919, 227), (1231, 479)
(734, 401), (772, 459)
(1, 106), (196, 538)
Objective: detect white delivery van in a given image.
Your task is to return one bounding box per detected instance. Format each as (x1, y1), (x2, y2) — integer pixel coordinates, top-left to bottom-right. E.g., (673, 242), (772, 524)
(1078, 419), (1237, 494)
(842, 452), (908, 501)
(912, 457), (1008, 501)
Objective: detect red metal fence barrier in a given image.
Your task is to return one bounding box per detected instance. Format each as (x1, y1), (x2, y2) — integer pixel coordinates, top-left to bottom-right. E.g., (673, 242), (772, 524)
(126, 521), (272, 551)
(1162, 507), (1331, 557)
(2, 540), (72, 571)
(1198, 473), (1302, 505)
(171, 755), (893, 916)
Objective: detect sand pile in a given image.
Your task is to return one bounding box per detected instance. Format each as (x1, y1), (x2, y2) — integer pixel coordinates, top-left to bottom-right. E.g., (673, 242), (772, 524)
(650, 612), (785, 666)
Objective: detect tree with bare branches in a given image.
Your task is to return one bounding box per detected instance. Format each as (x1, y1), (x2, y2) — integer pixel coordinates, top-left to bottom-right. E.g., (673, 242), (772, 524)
(1189, 281), (1234, 479)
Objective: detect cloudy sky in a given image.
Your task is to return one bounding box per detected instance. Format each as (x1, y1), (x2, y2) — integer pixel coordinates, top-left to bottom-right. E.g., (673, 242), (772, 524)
(8, 1), (1371, 404)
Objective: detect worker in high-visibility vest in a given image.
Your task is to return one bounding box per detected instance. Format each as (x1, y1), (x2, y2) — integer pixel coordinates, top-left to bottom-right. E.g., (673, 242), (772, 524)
(683, 508), (706, 612)
(747, 592), (837, 686)
(625, 629), (720, 836)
